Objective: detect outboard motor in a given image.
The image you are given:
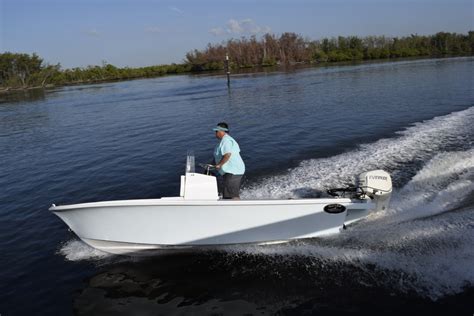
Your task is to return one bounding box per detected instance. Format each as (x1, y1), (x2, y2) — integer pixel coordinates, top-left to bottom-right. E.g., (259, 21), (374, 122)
(357, 170), (392, 211)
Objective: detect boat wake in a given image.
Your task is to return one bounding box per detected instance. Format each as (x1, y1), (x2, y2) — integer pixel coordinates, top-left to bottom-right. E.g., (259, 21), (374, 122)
(241, 106), (474, 199)
(59, 107), (474, 299)
(228, 147), (474, 300)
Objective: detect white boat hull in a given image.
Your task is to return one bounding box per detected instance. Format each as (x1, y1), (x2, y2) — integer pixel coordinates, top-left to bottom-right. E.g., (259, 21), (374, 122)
(51, 168), (392, 255)
(51, 198), (373, 255)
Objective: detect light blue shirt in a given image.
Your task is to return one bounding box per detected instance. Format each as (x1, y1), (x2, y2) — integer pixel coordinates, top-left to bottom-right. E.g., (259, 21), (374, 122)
(214, 134), (245, 176)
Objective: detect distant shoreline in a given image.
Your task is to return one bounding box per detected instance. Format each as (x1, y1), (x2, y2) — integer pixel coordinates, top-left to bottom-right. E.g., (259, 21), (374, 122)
(2, 31), (472, 93)
(1, 55), (471, 96)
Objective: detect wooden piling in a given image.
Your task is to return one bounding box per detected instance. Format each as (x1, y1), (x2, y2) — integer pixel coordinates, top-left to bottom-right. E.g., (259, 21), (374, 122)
(225, 54), (230, 86)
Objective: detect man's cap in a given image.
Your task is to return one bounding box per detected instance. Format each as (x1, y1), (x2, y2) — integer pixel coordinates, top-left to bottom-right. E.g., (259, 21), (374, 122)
(212, 126), (229, 132)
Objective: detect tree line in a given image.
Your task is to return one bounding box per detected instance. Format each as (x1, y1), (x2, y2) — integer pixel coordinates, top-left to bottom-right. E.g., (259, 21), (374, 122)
(0, 54), (190, 90)
(186, 31), (474, 70)
(1, 31), (473, 90)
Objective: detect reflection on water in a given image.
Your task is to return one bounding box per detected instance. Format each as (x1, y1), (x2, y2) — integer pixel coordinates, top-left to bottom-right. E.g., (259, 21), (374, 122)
(74, 249), (473, 315)
(0, 88), (46, 104)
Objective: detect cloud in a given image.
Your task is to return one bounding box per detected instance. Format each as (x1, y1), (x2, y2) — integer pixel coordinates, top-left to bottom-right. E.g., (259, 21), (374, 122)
(169, 6), (184, 14)
(227, 19), (244, 34)
(144, 26), (161, 34)
(84, 29), (100, 37)
(210, 19), (271, 36)
(209, 27), (226, 36)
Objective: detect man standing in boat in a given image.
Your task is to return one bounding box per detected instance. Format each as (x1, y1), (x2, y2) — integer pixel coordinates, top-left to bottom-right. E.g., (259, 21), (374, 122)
(213, 122), (245, 199)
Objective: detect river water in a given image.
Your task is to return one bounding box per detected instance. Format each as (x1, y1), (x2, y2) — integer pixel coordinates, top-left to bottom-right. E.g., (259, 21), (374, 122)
(1, 57), (473, 315)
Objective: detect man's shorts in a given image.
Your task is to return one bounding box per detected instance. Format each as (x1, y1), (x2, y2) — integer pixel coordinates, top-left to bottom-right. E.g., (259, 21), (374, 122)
(222, 173), (243, 199)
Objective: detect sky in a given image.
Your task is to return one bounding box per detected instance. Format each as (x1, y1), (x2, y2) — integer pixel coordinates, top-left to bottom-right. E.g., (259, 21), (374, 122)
(1, 0), (473, 68)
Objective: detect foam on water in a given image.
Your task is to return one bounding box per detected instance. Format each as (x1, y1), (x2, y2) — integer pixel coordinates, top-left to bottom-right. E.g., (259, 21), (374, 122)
(241, 106), (474, 199)
(59, 107), (474, 298)
(58, 239), (139, 265)
(382, 149), (474, 223)
(229, 147), (474, 299)
(59, 239), (110, 261)
(235, 107), (474, 299)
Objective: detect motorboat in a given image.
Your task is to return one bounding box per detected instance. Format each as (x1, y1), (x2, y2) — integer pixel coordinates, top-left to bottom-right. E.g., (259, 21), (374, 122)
(50, 154), (392, 255)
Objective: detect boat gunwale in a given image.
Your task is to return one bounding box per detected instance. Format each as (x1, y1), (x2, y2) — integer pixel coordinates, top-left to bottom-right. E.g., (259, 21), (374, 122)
(50, 197), (370, 212)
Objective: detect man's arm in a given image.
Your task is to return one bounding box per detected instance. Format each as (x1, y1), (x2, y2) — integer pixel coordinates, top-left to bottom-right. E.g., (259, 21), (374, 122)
(216, 153), (231, 170)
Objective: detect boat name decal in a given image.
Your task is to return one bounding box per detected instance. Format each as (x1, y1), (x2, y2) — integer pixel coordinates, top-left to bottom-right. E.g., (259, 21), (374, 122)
(369, 175), (388, 181)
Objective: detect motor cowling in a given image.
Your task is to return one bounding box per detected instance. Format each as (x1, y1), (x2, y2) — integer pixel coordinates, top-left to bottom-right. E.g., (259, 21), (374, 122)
(357, 170), (392, 211)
